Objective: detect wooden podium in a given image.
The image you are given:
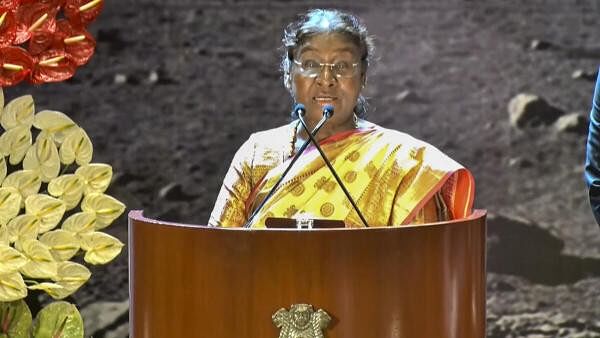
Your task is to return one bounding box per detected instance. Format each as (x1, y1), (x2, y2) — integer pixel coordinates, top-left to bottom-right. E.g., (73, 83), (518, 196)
(128, 210), (486, 338)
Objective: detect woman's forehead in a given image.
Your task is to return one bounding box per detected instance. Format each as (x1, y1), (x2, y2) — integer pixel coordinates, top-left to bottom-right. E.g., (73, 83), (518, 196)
(297, 33), (360, 56)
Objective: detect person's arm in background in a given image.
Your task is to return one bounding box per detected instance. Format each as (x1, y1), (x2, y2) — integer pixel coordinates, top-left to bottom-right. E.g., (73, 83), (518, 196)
(584, 67), (600, 225)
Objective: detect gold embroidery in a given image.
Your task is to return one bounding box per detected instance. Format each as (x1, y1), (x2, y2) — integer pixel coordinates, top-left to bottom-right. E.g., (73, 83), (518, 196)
(291, 182), (305, 196)
(284, 205), (298, 218)
(343, 170), (357, 183)
(346, 150), (360, 162)
(324, 180), (336, 193)
(365, 161), (377, 179)
(314, 176), (328, 190)
(320, 202), (334, 217)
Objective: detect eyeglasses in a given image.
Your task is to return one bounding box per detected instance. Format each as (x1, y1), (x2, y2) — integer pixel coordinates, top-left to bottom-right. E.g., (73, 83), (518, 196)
(293, 59), (360, 78)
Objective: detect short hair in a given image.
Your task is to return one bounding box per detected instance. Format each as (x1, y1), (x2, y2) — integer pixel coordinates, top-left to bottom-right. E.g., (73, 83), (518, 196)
(281, 9), (375, 118)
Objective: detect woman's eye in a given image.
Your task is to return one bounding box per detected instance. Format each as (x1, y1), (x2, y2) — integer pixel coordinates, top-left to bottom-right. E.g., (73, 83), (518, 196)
(302, 60), (320, 69)
(334, 62), (350, 71)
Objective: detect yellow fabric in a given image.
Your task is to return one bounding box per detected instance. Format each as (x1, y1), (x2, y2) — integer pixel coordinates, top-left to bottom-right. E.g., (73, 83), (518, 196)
(208, 121), (474, 228)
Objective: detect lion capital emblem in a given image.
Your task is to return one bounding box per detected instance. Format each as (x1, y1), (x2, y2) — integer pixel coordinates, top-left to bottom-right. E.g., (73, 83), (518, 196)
(272, 304), (332, 338)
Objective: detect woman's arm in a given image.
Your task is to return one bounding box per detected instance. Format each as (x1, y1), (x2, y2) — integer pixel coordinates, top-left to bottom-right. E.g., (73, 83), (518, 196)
(208, 138), (255, 227)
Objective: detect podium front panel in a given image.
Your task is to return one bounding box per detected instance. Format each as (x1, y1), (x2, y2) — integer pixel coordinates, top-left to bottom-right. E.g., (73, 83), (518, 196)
(129, 210), (486, 338)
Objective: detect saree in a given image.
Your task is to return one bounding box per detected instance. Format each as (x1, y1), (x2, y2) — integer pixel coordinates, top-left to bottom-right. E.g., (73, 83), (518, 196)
(208, 121), (475, 228)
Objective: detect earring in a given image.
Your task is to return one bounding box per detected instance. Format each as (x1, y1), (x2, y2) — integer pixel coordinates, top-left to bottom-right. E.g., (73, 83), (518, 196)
(353, 113), (359, 128)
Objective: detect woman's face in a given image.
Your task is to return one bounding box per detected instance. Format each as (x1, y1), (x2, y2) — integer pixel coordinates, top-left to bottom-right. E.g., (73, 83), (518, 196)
(291, 33), (364, 132)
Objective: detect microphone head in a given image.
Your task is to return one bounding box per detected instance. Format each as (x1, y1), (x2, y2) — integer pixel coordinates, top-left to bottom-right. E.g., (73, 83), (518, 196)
(322, 104), (334, 118)
(293, 103), (306, 117)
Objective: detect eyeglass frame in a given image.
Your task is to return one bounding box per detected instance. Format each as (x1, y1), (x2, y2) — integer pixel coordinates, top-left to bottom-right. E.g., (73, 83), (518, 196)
(292, 59), (362, 79)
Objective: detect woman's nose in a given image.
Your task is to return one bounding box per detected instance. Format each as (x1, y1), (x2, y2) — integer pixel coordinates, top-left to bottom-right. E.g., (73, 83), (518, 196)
(316, 66), (336, 86)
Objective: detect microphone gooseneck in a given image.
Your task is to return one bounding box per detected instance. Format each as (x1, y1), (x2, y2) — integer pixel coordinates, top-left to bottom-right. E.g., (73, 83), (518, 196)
(243, 103), (331, 228)
(297, 106), (370, 228)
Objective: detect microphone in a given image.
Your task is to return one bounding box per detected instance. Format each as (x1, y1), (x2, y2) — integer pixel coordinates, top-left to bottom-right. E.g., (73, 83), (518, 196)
(297, 105), (370, 227)
(243, 103), (331, 228)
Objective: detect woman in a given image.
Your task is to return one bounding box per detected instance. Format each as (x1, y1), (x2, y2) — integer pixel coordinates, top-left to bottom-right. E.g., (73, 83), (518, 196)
(209, 9), (475, 227)
(585, 66), (600, 225)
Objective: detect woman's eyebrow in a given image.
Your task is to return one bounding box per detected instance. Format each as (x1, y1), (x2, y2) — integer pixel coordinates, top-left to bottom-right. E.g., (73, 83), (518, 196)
(298, 46), (356, 55)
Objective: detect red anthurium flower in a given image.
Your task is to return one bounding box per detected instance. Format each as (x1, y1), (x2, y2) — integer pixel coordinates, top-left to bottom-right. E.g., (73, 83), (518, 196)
(14, 2), (57, 44)
(0, 8), (17, 47)
(0, 45), (32, 85)
(0, 0), (100, 85)
(28, 29), (61, 55)
(30, 49), (74, 83)
(64, 0), (102, 27)
(57, 19), (93, 65)
(0, 0), (20, 12)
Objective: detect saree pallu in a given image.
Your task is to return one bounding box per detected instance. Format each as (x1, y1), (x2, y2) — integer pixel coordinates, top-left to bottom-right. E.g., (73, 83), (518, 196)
(208, 122), (475, 228)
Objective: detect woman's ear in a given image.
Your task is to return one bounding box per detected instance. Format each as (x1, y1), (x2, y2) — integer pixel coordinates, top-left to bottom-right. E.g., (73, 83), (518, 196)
(284, 73), (292, 90)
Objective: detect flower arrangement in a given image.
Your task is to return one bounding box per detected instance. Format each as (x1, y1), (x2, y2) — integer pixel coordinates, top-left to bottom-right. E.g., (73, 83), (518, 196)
(0, 88), (125, 336)
(0, 0), (102, 86)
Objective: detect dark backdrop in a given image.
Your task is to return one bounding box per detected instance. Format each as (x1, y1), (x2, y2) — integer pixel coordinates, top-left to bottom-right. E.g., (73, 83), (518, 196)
(7, 0), (600, 336)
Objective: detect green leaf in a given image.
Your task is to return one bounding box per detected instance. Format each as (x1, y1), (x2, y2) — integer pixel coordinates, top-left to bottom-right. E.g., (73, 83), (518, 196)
(32, 301), (83, 338)
(0, 299), (32, 338)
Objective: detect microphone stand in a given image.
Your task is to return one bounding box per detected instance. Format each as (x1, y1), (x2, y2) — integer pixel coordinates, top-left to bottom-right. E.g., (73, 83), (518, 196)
(243, 107), (331, 228)
(297, 114), (370, 228)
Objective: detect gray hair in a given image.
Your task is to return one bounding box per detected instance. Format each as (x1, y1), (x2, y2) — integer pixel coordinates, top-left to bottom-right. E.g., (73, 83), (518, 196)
(280, 9), (375, 118)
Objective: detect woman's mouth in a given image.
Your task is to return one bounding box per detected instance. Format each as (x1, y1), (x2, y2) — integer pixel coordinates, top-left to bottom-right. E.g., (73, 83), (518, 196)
(313, 96), (337, 103)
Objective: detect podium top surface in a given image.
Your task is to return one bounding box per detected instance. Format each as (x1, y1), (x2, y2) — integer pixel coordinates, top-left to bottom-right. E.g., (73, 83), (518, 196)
(128, 209), (486, 232)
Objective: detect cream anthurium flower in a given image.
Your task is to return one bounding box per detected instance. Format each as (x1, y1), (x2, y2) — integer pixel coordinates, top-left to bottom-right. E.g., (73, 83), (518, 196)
(33, 110), (78, 144)
(0, 271), (27, 301)
(39, 230), (80, 261)
(0, 224), (9, 245)
(59, 127), (93, 166)
(47, 174), (84, 210)
(46, 261), (91, 299)
(0, 125), (33, 165)
(17, 238), (58, 279)
(81, 193), (125, 230)
(23, 131), (61, 183)
(0, 156), (6, 184)
(27, 282), (64, 297)
(0, 244), (28, 275)
(60, 211), (96, 235)
(2, 170), (42, 206)
(24, 194), (66, 234)
(79, 232), (124, 265)
(0, 187), (22, 226)
(75, 163), (112, 195)
(1, 94), (34, 130)
(6, 215), (40, 244)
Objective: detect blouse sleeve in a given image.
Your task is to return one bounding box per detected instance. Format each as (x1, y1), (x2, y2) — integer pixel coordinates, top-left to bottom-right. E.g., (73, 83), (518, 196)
(208, 137), (255, 227)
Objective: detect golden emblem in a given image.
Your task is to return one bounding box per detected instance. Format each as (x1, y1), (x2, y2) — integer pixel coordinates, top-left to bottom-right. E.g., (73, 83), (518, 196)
(272, 304), (332, 338)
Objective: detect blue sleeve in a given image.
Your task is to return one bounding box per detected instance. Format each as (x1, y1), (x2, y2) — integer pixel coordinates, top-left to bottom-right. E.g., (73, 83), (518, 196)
(584, 67), (600, 225)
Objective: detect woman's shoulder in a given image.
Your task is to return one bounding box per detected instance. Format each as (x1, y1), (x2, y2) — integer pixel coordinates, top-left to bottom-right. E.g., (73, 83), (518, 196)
(364, 121), (465, 171)
(249, 122), (295, 143)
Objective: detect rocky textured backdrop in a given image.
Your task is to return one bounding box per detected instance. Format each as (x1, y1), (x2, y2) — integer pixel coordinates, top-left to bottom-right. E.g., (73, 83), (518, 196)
(7, 0), (600, 337)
